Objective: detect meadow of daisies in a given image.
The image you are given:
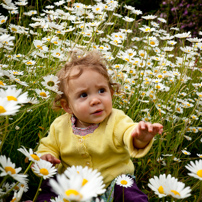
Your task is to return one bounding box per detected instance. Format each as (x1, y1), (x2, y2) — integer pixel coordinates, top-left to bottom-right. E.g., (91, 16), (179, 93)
(0, 0), (202, 201)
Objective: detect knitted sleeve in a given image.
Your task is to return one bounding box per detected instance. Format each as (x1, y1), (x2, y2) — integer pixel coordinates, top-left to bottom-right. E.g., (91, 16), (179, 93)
(113, 109), (154, 158)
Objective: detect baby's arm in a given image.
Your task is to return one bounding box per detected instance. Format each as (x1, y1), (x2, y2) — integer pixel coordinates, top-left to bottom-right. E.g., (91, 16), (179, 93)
(131, 121), (163, 149)
(41, 154), (61, 166)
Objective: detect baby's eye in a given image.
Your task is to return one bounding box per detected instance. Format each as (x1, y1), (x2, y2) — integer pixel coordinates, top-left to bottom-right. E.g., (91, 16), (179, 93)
(99, 88), (105, 93)
(80, 92), (87, 98)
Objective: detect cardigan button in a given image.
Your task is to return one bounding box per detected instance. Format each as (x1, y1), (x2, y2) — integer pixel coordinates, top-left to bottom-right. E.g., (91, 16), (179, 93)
(79, 138), (83, 143)
(86, 161), (90, 166)
(82, 153), (88, 158)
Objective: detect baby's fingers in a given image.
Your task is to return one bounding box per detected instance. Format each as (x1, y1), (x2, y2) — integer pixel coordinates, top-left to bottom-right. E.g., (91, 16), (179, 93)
(152, 123), (163, 134)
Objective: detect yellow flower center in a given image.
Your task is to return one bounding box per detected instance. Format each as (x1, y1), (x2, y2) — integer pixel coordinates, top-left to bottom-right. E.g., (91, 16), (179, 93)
(0, 106), (7, 114)
(140, 53), (144, 57)
(197, 170), (202, 178)
(0, 81), (4, 86)
(7, 96), (17, 101)
(171, 190), (180, 196)
(37, 45), (43, 50)
(65, 189), (82, 198)
(27, 61), (32, 65)
(145, 28), (151, 32)
(150, 41), (155, 45)
(40, 168), (49, 175)
(47, 81), (55, 87)
(11, 197), (17, 202)
(82, 178), (88, 186)
(63, 199), (70, 202)
(39, 92), (47, 97)
(1, 19), (5, 23)
(53, 41), (58, 44)
(11, 28), (17, 32)
(30, 154), (40, 161)
(5, 166), (16, 174)
(158, 186), (164, 194)
(120, 180), (128, 185)
(56, 52), (60, 56)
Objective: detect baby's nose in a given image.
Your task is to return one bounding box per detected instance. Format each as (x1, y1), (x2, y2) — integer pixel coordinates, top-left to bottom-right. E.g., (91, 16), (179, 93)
(90, 97), (101, 105)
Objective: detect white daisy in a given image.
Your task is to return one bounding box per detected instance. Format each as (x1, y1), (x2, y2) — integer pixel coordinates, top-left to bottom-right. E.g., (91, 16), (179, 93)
(164, 175), (191, 199)
(0, 182), (13, 195)
(142, 15), (157, 20)
(185, 159), (202, 180)
(0, 97), (21, 116)
(35, 89), (50, 99)
(148, 174), (167, 198)
(10, 186), (25, 202)
(50, 195), (64, 202)
(32, 159), (57, 179)
(0, 87), (29, 104)
(148, 174), (191, 199)
(197, 154), (202, 158)
(13, 181), (29, 193)
(64, 166), (106, 195)
(17, 146), (41, 163)
(41, 74), (62, 93)
(175, 32), (191, 39)
(23, 59), (36, 66)
(181, 150), (191, 155)
(115, 174), (133, 188)
(50, 166), (105, 201)
(0, 155), (28, 184)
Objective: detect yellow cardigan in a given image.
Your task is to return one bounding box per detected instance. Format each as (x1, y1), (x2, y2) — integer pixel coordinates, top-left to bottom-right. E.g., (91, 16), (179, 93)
(37, 108), (153, 188)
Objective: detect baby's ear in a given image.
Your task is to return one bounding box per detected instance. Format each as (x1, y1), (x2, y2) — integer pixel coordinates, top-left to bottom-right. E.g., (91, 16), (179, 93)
(60, 99), (73, 114)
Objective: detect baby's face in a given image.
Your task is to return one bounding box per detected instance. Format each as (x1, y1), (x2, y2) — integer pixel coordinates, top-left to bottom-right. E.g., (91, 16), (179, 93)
(66, 68), (113, 128)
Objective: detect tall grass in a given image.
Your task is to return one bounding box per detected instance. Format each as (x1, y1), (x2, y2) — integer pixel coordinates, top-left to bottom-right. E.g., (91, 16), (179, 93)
(0, 0), (202, 201)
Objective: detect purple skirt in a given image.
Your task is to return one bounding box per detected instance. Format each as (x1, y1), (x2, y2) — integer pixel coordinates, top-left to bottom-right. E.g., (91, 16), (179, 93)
(36, 175), (148, 202)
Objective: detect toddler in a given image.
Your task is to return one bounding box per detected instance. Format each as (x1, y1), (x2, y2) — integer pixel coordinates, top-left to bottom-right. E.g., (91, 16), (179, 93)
(36, 51), (163, 202)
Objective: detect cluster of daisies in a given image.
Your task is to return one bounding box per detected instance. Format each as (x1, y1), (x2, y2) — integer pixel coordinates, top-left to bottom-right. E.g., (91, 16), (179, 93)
(148, 159), (202, 199)
(0, 0), (202, 200)
(1, 146), (105, 201)
(1, 146), (202, 201)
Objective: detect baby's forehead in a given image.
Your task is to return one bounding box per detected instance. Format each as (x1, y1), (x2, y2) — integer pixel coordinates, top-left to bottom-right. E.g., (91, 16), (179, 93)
(69, 66), (103, 77)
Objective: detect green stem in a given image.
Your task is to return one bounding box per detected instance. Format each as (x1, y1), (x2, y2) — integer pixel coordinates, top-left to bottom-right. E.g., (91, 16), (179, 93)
(24, 161), (33, 174)
(0, 162), (33, 199)
(0, 176), (8, 188)
(106, 182), (116, 202)
(33, 177), (43, 202)
(0, 116), (9, 153)
(197, 181), (202, 202)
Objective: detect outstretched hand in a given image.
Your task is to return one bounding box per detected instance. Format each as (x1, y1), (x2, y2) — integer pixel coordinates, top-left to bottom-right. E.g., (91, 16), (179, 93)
(131, 121), (163, 149)
(41, 154), (61, 166)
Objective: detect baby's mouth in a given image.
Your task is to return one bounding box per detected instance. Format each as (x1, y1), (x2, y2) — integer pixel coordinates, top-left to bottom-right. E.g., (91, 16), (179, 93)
(92, 109), (103, 114)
